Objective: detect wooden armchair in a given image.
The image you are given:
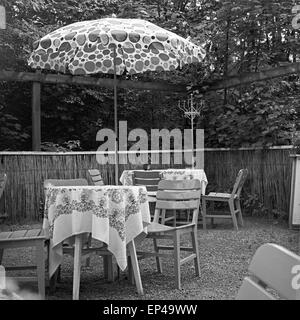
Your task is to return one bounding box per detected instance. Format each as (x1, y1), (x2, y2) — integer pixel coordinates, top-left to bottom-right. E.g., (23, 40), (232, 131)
(136, 179), (201, 289)
(0, 173), (46, 299)
(201, 169), (248, 230)
(236, 243), (300, 300)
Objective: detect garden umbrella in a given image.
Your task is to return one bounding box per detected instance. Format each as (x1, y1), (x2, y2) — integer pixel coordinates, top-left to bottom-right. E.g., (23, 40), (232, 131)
(28, 18), (206, 184)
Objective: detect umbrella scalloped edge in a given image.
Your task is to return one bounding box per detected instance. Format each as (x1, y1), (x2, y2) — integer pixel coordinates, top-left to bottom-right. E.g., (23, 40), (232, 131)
(28, 18), (206, 76)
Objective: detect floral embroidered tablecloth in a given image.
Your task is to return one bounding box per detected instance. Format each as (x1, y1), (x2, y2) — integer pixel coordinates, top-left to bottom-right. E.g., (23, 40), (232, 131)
(43, 185), (150, 278)
(120, 169), (208, 195)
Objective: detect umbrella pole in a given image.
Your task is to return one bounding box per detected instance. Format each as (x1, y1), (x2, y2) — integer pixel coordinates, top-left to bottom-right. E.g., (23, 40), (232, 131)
(113, 46), (119, 185)
(191, 94), (194, 169)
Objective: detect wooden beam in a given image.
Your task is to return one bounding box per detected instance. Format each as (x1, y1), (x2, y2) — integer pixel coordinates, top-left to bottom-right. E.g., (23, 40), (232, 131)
(199, 62), (300, 92)
(0, 70), (187, 92)
(3, 62), (300, 95)
(32, 77), (41, 151)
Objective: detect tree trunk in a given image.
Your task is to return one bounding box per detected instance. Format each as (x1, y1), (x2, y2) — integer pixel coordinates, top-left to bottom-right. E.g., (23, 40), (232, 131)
(156, 0), (161, 17)
(255, 24), (261, 72)
(224, 17), (231, 105)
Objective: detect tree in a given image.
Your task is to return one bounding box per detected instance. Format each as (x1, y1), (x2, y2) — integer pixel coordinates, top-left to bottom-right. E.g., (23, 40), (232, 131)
(0, 0), (299, 150)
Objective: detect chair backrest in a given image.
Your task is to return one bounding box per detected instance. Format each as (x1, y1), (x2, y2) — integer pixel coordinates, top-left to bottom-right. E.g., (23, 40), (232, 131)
(231, 169), (248, 198)
(154, 179), (201, 225)
(132, 171), (161, 192)
(0, 173), (7, 200)
(44, 178), (88, 188)
(88, 169), (104, 186)
(236, 243), (300, 300)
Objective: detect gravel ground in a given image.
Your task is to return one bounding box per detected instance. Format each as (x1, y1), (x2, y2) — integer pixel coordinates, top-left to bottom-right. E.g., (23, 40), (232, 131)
(1, 217), (299, 300)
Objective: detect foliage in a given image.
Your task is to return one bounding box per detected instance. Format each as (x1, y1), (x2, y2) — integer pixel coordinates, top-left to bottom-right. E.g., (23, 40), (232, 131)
(242, 192), (288, 221)
(197, 78), (298, 147)
(41, 140), (81, 151)
(0, 109), (29, 150)
(0, 0), (299, 150)
(242, 193), (269, 216)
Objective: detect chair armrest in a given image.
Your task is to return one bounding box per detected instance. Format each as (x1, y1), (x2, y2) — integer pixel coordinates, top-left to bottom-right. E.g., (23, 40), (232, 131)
(174, 223), (196, 230)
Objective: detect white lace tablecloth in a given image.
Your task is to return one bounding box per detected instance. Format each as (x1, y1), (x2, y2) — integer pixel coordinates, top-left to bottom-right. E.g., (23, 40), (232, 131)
(43, 185), (151, 277)
(120, 169), (208, 195)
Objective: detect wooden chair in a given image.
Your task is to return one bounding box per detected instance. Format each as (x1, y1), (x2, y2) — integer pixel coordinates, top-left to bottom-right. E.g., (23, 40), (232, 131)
(201, 169), (248, 231)
(132, 170), (161, 203)
(87, 170), (117, 279)
(136, 179), (201, 289)
(0, 174), (46, 299)
(88, 169), (104, 186)
(236, 243), (300, 300)
(44, 178), (114, 290)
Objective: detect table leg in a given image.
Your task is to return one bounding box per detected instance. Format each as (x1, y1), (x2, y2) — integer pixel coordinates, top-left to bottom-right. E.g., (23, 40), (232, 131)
(127, 240), (143, 295)
(73, 234), (83, 300)
(107, 255), (114, 282)
(49, 267), (60, 294)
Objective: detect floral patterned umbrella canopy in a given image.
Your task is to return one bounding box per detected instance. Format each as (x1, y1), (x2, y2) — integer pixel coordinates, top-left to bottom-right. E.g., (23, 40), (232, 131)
(28, 18), (206, 75)
(28, 18), (206, 184)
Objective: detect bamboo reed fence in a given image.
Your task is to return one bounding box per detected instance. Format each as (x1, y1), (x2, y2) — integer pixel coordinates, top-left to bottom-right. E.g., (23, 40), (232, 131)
(0, 146), (295, 222)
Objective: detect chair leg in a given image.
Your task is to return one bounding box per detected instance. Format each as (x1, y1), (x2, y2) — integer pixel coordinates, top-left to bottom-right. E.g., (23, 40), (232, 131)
(153, 238), (162, 273)
(117, 265), (120, 279)
(85, 233), (92, 267)
(210, 202), (216, 228)
(236, 199), (244, 227)
(173, 231), (181, 290)
(201, 199), (207, 230)
(0, 248), (4, 264)
(106, 255), (114, 282)
(127, 256), (135, 285)
(100, 243), (112, 281)
(57, 265), (62, 282)
(103, 256), (108, 279)
(229, 200), (239, 231)
(36, 241), (45, 299)
(48, 237), (60, 293)
(150, 202), (156, 221)
(191, 229), (200, 277)
(161, 209), (166, 224)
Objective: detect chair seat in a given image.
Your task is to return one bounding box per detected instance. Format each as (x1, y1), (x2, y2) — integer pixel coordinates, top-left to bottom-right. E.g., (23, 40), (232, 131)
(201, 169), (248, 231)
(0, 228), (45, 242)
(204, 192), (238, 199)
(147, 222), (174, 233)
(0, 228), (46, 299)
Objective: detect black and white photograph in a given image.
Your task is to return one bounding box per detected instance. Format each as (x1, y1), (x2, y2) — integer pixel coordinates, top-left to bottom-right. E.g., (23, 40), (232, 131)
(0, 0), (299, 306)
